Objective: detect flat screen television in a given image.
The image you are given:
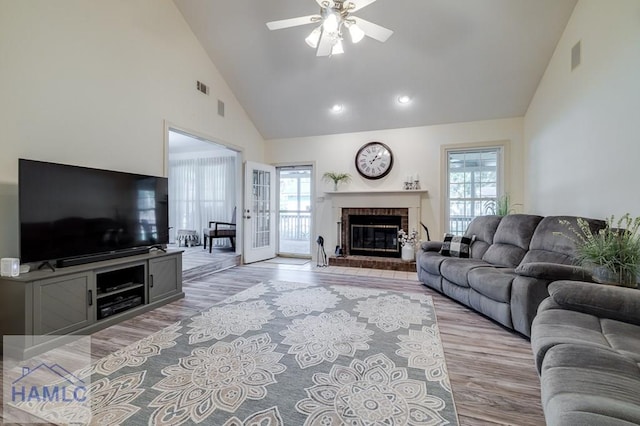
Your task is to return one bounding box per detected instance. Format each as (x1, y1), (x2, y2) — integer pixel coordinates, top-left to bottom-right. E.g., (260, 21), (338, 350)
(19, 159), (169, 266)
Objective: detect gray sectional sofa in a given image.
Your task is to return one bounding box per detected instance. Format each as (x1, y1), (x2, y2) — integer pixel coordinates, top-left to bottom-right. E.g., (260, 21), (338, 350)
(531, 281), (640, 425)
(417, 214), (605, 337)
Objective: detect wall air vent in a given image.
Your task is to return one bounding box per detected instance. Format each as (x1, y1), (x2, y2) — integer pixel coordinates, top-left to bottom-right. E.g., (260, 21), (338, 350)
(571, 41), (581, 71)
(218, 100), (225, 117)
(196, 80), (209, 95)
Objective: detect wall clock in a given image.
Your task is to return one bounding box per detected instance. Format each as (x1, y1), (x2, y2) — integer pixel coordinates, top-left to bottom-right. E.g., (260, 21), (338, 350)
(355, 141), (394, 180)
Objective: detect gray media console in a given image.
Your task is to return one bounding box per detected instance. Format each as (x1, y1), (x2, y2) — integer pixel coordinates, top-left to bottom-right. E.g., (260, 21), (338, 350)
(0, 249), (184, 359)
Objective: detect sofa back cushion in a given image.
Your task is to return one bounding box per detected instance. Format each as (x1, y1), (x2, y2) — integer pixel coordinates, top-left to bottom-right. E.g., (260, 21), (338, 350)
(481, 214), (544, 267)
(520, 216), (606, 265)
(463, 215), (502, 259)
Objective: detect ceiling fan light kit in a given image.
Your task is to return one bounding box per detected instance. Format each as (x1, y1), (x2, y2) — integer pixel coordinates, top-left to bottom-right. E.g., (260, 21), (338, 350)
(305, 26), (322, 48)
(266, 0), (393, 57)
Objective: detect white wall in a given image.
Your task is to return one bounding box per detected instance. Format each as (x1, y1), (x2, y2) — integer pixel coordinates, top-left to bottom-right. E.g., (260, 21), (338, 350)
(0, 0), (265, 257)
(266, 118), (525, 250)
(524, 0), (640, 218)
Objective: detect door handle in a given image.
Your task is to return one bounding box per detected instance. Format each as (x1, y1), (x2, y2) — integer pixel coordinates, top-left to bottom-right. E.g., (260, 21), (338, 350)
(149, 274), (154, 288)
(88, 289), (93, 306)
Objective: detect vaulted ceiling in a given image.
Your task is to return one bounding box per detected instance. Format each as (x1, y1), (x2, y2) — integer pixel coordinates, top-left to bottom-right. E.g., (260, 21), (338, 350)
(174, 0), (578, 140)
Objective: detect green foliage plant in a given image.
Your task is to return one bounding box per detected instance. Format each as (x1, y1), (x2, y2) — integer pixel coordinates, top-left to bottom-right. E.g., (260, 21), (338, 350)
(322, 172), (352, 190)
(484, 193), (522, 216)
(555, 214), (640, 287)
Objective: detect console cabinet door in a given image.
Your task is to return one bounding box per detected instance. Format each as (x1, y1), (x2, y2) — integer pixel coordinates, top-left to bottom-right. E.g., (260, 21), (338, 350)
(33, 272), (95, 340)
(148, 255), (181, 303)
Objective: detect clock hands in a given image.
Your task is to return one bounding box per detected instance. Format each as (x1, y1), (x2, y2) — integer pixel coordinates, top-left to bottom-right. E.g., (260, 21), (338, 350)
(368, 150), (384, 165)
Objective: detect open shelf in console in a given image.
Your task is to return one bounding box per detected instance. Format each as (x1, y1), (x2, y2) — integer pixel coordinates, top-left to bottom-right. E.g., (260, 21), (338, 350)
(96, 263), (145, 320)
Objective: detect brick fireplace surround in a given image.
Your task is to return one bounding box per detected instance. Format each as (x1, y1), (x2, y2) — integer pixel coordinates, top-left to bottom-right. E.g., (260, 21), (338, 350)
(326, 190), (427, 272)
(341, 207), (408, 257)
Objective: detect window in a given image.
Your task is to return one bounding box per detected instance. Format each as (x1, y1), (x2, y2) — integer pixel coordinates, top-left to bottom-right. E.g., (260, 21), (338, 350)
(445, 147), (503, 235)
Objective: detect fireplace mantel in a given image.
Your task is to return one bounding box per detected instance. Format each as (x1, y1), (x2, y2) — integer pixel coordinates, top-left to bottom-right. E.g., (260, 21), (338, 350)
(325, 189), (428, 196)
(327, 189), (427, 210)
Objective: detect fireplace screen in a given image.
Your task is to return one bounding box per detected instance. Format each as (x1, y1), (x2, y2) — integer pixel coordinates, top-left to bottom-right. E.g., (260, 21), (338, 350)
(349, 214), (401, 257)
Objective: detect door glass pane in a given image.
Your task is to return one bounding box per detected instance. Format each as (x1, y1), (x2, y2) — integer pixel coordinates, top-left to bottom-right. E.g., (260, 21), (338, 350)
(278, 167), (312, 256)
(252, 169), (270, 249)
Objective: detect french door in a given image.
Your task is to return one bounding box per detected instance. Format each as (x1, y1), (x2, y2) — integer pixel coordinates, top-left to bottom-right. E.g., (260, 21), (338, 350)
(243, 161), (276, 263)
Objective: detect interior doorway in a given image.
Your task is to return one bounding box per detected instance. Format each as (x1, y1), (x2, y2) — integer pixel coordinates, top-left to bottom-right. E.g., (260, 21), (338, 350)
(166, 128), (240, 252)
(277, 165), (313, 257)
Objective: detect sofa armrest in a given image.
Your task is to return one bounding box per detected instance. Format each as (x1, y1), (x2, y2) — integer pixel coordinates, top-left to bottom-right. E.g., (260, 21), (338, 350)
(420, 241), (443, 252)
(515, 262), (594, 282)
(548, 280), (640, 326)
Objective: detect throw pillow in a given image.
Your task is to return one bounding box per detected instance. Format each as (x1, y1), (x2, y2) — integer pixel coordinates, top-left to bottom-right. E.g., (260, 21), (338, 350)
(440, 234), (475, 258)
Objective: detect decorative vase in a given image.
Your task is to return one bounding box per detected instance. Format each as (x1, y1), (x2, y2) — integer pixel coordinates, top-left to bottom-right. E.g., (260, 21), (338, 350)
(592, 265), (638, 288)
(333, 181), (339, 191)
(401, 244), (415, 262)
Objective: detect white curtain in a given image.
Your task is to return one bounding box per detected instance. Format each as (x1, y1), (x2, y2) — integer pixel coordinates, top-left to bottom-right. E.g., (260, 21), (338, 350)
(168, 155), (236, 247)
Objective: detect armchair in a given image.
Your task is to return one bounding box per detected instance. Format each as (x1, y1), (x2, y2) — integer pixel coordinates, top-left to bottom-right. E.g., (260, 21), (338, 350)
(203, 207), (236, 252)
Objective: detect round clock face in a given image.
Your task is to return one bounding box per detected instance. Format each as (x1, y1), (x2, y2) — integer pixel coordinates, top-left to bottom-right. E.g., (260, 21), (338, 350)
(355, 142), (394, 180)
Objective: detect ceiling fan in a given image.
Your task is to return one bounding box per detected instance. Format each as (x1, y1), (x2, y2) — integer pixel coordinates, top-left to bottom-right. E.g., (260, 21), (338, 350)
(266, 0), (393, 57)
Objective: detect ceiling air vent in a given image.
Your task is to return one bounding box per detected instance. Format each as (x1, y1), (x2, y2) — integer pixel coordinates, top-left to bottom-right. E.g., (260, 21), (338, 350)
(218, 100), (225, 117)
(196, 80), (209, 95)
(571, 41), (581, 71)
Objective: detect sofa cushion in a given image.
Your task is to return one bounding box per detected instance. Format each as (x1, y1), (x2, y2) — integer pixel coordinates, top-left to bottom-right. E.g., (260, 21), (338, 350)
(440, 258), (491, 288)
(440, 234), (474, 258)
(463, 215), (503, 259)
(548, 280), (640, 326)
(467, 268), (515, 303)
(520, 215), (606, 265)
(531, 307), (610, 371)
(515, 262), (593, 282)
(541, 344), (640, 426)
(418, 251), (448, 275)
(532, 306), (640, 372)
(481, 214), (543, 267)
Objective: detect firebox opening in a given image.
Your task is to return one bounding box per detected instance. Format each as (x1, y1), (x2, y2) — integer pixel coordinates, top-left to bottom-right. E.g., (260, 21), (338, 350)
(349, 215), (401, 258)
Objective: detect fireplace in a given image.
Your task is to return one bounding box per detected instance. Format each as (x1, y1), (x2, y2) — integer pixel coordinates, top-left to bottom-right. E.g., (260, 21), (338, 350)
(341, 208), (409, 258)
(350, 215), (401, 257)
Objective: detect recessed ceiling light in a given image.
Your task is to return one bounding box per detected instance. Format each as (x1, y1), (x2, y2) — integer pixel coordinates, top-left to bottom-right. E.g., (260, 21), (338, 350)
(331, 104), (344, 113)
(397, 95), (412, 104)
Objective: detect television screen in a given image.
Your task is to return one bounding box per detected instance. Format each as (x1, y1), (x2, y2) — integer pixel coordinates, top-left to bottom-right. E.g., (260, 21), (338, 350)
(19, 159), (169, 264)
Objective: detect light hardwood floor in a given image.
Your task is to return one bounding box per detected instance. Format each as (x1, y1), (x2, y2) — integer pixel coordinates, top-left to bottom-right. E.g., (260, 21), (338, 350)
(85, 261), (545, 426)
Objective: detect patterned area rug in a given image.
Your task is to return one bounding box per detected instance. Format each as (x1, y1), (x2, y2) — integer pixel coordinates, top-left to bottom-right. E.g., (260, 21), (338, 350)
(17, 280), (459, 425)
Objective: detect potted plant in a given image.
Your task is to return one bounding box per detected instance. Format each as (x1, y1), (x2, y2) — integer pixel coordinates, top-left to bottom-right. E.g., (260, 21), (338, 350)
(322, 172), (352, 191)
(483, 193), (522, 216)
(556, 214), (640, 288)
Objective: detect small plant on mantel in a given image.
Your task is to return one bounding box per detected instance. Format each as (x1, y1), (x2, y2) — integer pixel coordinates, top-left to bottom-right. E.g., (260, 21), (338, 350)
(323, 172), (352, 191)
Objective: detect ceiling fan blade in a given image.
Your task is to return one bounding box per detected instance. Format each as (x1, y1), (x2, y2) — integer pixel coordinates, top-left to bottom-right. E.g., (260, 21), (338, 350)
(266, 15), (321, 31)
(346, 0), (377, 12)
(351, 17), (393, 42)
(316, 31), (333, 56)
